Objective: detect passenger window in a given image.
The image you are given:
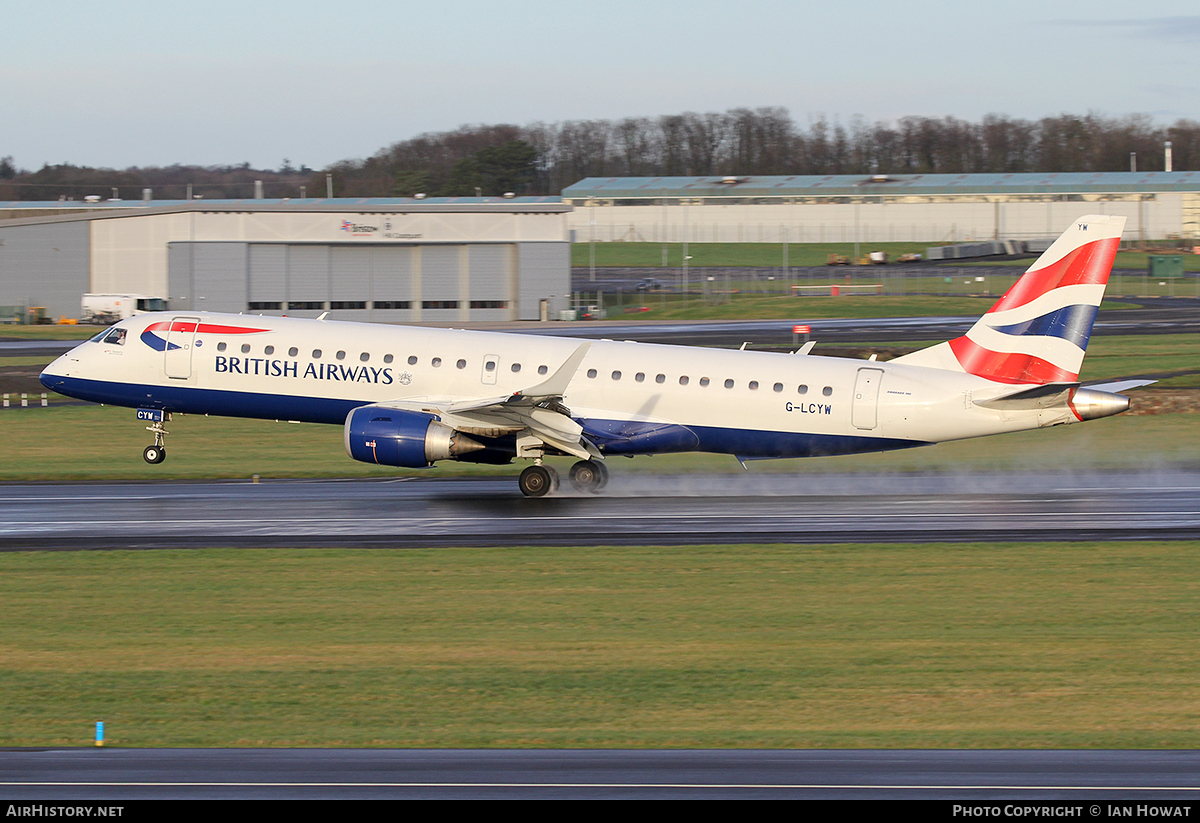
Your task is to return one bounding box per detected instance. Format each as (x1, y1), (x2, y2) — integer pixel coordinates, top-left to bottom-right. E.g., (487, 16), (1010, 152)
(611, 370), (621, 380)
(655, 374), (665, 384)
(484, 361), (495, 372)
(241, 344), (251, 354)
(432, 357), (442, 367)
(383, 354), (393, 364)
(749, 381), (759, 390)
(312, 349), (322, 358)
(512, 363), (521, 372)
(407, 356), (418, 365)
(724, 379), (734, 389)
(217, 342), (227, 352)
(587, 369), (597, 378)
(679, 376), (689, 386)
(457, 359), (466, 369)
(773, 383), (783, 393)
(798, 384), (808, 395)
(360, 352), (369, 362)
(289, 347), (298, 357)
(823, 386), (833, 396)
(699, 377), (710, 387)
(538, 365), (548, 375)
(635, 372), (645, 382)
(336, 351), (346, 361)
(265, 345), (275, 355)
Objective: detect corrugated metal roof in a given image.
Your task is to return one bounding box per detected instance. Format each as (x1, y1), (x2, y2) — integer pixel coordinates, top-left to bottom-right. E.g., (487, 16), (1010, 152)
(562, 172), (1200, 198)
(0, 195), (563, 210)
(0, 198), (570, 228)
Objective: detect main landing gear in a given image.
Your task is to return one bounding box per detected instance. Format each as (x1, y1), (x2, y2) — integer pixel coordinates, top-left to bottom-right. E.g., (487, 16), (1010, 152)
(517, 460), (608, 498)
(568, 459), (608, 493)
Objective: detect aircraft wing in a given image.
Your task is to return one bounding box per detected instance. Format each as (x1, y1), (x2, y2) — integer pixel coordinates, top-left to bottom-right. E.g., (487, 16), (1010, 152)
(372, 342), (601, 460)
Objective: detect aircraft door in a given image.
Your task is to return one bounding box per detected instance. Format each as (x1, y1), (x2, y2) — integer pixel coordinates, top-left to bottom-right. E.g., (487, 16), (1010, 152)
(481, 354), (499, 385)
(164, 317), (200, 379)
(851, 367), (884, 430)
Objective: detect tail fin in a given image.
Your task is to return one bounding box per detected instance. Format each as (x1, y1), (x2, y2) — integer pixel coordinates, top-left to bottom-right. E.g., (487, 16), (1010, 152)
(892, 214), (1126, 384)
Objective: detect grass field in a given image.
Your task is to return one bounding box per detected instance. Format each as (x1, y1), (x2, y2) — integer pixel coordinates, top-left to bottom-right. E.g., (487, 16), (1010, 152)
(3, 541), (1199, 748)
(596, 293), (1149, 321)
(570, 241), (1200, 272)
(0, 324), (97, 340)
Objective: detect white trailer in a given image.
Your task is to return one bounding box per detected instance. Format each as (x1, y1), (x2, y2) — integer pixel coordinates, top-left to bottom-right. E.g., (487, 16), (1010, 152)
(81, 294), (168, 325)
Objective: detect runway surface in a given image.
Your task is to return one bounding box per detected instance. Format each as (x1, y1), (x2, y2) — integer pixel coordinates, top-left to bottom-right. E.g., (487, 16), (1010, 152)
(2, 748), (1199, 799)
(2, 470), (1198, 550)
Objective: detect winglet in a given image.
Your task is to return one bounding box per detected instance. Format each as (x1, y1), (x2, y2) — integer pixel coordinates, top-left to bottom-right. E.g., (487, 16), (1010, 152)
(512, 342), (591, 400)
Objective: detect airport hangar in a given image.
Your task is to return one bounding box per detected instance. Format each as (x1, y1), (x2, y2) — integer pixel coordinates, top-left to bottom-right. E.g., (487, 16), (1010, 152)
(562, 171), (1200, 245)
(0, 197), (572, 323)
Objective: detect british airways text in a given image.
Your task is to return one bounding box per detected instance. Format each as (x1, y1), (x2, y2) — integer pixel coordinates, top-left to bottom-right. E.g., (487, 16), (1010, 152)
(214, 356), (394, 384)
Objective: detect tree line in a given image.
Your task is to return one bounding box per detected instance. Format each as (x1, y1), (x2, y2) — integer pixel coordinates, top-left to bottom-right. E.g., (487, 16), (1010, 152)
(3, 109), (1199, 201)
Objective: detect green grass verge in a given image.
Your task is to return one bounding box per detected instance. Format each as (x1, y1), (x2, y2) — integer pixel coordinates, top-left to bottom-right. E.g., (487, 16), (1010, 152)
(3, 542), (1199, 748)
(0, 325), (98, 340)
(571, 242), (1200, 273)
(1075, 333), (1200, 382)
(963, 250), (1200, 272)
(605, 293), (1138, 322)
(572, 241), (931, 268)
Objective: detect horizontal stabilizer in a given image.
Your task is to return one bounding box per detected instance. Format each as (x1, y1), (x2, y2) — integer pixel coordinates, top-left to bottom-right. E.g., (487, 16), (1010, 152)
(1082, 379), (1157, 394)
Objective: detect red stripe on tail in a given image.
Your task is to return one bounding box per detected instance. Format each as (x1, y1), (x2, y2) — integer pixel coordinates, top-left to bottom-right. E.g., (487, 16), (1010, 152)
(985, 236), (1119, 313)
(949, 337), (1078, 384)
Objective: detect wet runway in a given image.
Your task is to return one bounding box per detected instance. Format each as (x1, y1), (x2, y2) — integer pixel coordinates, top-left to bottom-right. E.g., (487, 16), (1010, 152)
(2, 748), (1199, 799)
(2, 470), (1198, 550)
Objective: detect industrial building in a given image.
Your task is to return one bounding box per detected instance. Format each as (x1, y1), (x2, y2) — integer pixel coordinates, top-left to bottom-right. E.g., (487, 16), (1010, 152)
(0, 198), (571, 323)
(562, 172), (1200, 245)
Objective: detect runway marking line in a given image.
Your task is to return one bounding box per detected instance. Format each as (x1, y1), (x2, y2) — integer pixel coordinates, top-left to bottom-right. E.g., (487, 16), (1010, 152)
(4, 510), (1199, 526)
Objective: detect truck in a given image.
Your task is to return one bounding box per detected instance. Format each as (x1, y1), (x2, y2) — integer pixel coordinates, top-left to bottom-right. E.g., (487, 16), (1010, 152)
(81, 294), (168, 325)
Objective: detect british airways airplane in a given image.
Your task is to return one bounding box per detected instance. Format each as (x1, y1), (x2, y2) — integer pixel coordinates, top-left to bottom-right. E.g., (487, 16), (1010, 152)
(41, 214), (1141, 496)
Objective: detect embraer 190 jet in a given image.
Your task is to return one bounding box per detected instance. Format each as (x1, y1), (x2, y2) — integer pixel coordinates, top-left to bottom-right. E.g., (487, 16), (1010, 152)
(41, 215), (1143, 496)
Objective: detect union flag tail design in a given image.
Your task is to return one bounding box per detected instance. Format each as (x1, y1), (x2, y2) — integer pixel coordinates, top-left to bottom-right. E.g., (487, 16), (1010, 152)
(893, 214), (1126, 384)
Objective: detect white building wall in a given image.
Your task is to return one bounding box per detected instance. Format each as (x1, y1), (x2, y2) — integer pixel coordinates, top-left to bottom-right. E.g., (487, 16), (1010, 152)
(90, 210), (569, 300)
(567, 194), (1186, 244)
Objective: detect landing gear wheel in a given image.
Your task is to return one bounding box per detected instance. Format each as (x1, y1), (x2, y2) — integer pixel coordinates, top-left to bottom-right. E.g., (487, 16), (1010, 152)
(569, 459), (608, 492)
(519, 465), (557, 498)
(143, 445), (166, 464)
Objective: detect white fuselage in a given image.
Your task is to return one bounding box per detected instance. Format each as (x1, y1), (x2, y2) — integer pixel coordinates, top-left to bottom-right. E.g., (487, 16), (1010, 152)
(41, 312), (1084, 463)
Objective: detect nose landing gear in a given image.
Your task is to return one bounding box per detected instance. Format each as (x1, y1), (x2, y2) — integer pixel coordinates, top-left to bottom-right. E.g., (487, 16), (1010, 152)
(141, 412), (170, 464)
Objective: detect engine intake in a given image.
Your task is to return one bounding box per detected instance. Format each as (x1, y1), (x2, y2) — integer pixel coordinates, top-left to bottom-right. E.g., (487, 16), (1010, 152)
(344, 407), (484, 467)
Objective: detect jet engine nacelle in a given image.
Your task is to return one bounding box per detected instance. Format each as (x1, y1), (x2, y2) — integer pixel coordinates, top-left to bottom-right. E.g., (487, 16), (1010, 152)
(344, 406), (483, 467)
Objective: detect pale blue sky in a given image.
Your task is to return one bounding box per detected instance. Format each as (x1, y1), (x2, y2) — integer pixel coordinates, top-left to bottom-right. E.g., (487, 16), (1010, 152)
(4, 0), (1198, 170)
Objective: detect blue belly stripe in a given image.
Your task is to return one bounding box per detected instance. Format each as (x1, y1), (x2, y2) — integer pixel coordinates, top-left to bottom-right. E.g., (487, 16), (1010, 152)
(43, 374), (928, 460)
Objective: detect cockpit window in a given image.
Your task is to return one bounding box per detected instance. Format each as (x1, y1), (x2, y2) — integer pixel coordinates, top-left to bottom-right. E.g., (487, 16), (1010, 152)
(102, 328), (127, 346)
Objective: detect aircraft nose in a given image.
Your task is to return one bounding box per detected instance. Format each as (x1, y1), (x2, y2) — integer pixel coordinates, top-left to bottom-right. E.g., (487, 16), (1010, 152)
(39, 354), (73, 389)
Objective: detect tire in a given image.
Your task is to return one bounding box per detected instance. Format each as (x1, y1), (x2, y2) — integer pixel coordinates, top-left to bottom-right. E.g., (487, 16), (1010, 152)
(592, 460), (609, 490)
(143, 445), (166, 464)
(569, 460), (602, 492)
(518, 465), (554, 498)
